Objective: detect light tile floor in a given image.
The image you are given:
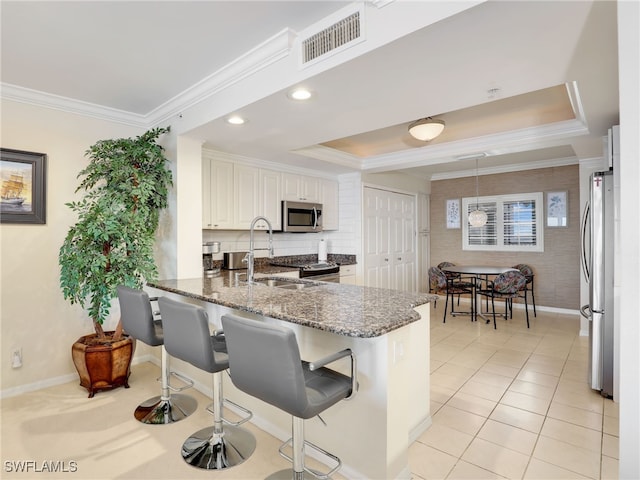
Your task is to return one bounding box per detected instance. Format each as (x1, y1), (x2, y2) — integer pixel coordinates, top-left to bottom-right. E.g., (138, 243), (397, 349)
(0, 301), (619, 479)
(411, 300), (619, 480)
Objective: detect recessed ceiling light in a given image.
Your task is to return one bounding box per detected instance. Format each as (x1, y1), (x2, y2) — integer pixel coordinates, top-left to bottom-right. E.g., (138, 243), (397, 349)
(227, 115), (245, 125)
(288, 88), (313, 101)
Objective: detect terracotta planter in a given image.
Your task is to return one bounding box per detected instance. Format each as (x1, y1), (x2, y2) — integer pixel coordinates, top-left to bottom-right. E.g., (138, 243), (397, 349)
(71, 332), (136, 398)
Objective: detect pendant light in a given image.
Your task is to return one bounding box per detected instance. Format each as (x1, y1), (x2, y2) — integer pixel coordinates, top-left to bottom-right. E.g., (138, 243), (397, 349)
(468, 157), (488, 227)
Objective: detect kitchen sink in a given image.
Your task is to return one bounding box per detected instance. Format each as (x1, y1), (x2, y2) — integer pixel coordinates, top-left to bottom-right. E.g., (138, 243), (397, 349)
(254, 278), (318, 290)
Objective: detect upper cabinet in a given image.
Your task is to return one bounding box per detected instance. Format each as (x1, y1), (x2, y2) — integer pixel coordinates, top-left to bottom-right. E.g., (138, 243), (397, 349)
(202, 158), (234, 229)
(257, 169), (282, 231)
(283, 173), (338, 230)
(320, 178), (339, 231)
(203, 154), (337, 231)
(282, 173), (320, 203)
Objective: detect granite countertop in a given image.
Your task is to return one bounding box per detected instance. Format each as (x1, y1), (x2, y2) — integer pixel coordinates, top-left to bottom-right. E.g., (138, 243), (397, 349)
(148, 274), (435, 338)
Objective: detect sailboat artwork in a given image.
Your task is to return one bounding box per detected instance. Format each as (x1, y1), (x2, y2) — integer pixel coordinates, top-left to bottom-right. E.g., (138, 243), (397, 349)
(0, 160), (32, 213)
(2, 173), (26, 205)
(0, 149), (46, 224)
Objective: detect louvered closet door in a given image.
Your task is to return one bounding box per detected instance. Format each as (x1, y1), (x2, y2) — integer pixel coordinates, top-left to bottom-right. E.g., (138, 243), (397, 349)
(363, 187), (416, 292)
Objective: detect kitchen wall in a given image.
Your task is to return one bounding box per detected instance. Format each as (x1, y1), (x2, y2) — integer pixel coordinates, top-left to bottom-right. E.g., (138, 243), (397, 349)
(0, 99), (154, 395)
(430, 164), (580, 311)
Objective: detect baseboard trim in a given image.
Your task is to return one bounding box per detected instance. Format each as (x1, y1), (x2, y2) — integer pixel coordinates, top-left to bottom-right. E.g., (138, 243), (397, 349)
(0, 353), (155, 399)
(448, 297), (579, 316)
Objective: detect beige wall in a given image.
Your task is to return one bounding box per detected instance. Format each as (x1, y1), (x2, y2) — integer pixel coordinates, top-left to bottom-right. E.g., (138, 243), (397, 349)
(430, 165), (580, 310)
(0, 99), (150, 394)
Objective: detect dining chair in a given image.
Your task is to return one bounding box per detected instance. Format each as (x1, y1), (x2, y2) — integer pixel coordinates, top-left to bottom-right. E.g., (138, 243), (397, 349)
(437, 261), (458, 279)
(476, 270), (529, 329)
(436, 261), (475, 307)
(513, 264), (537, 317)
(428, 267), (475, 323)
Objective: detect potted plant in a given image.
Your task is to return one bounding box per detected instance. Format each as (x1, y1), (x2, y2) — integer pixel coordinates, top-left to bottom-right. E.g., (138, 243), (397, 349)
(59, 127), (173, 397)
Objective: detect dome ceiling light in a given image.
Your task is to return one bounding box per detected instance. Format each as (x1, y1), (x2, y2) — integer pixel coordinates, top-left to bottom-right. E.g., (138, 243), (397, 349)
(408, 117), (445, 142)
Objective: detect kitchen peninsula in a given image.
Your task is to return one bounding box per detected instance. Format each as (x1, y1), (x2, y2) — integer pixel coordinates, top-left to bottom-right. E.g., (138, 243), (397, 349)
(147, 275), (434, 479)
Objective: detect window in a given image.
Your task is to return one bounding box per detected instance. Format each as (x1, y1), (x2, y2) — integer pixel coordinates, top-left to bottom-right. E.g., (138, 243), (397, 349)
(462, 192), (544, 252)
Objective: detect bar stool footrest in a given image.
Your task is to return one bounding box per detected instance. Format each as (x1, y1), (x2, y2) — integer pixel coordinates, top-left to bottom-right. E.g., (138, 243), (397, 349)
(278, 437), (341, 480)
(156, 370), (194, 392)
(205, 398), (253, 426)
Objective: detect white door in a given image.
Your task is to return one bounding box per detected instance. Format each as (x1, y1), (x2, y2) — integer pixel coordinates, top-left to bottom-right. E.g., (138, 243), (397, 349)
(363, 187), (417, 291)
(363, 188), (390, 288)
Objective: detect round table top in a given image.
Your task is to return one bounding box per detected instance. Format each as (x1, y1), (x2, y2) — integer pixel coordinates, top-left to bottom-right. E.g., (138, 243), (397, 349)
(441, 265), (519, 275)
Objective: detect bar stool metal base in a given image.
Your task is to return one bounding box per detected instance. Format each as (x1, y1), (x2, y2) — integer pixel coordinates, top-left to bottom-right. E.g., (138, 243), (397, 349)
(266, 469), (322, 480)
(133, 393), (197, 424)
(181, 425), (256, 470)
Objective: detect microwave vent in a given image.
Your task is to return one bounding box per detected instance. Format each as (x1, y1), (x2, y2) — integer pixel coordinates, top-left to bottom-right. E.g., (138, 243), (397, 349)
(301, 11), (361, 64)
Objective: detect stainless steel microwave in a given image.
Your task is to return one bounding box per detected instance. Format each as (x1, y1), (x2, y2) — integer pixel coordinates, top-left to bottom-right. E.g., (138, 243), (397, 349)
(281, 201), (323, 233)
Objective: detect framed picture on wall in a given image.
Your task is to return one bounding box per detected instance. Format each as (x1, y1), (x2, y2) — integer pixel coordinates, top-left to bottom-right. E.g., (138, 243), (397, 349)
(546, 190), (567, 227)
(0, 148), (47, 224)
(446, 198), (460, 229)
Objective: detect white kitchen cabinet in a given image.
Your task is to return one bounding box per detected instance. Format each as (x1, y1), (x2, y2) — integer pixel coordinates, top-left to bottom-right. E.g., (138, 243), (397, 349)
(282, 173), (320, 203)
(234, 164), (260, 229)
(320, 178), (339, 231)
(202, 157), (234, 229)
(203, 157), (282, 230)
(258, 169), (281, 230)
(203, 155), (334, 231)
(339, 264), (356, 284)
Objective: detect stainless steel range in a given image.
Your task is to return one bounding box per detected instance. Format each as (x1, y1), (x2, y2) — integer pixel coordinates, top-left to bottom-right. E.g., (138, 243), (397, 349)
(273, 261), (340, 282)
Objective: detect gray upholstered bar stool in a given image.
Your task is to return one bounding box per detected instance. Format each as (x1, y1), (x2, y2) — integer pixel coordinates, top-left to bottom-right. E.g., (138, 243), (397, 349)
(158, 297), (256, 470)
(117, 285), (197, 424)
(221, 313), (357, 480)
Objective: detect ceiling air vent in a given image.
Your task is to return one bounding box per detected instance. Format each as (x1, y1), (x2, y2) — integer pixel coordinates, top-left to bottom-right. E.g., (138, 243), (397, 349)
(302, 11), (361, 64)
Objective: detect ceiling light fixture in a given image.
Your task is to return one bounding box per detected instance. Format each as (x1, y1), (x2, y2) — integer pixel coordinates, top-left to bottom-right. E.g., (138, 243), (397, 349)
(226, 115), (245, 125)
(408, 117), (445, 142)
(468, 157), (488, 228)
(288, 88), (313, 100)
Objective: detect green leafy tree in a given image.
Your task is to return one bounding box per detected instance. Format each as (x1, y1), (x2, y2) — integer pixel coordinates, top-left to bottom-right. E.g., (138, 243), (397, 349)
(59, 127), (173, 340)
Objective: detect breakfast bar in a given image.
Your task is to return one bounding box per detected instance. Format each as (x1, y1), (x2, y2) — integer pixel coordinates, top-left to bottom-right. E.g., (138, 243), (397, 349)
(146, 275), (434, 479)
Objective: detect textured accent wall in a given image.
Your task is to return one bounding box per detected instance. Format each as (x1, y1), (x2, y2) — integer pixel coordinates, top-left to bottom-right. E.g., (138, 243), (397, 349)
(430, 165), (580, 310)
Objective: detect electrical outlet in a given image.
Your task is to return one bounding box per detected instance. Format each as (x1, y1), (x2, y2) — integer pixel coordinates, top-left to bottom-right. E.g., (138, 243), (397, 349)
(11, 348), (22, 368)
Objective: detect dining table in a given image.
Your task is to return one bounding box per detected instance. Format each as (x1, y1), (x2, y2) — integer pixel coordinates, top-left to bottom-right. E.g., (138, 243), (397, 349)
(441, 265), (519, 322)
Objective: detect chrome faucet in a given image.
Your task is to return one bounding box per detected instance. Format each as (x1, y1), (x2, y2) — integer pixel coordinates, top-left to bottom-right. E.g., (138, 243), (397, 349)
(243, 216), (274, 284)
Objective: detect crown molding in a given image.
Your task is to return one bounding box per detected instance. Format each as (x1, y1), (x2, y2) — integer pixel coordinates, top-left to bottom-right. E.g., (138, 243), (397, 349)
(148, 28), (296, 127)
(1, 83), (148, 127)
(578, 156), (607, 169)
(202, 146), (337, 179)
(1, 28), (296, 130)
(291, 144), (364, 170)
(430, 156), (579, 181)
(360, 118), (590, 173)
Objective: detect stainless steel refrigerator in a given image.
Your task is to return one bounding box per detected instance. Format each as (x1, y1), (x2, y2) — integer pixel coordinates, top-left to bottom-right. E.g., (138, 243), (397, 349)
(581, 169), (614, 397)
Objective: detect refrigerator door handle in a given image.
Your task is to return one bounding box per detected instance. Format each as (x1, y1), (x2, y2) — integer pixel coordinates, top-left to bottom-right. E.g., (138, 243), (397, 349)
(581, 202), (590, 282)
(580, 304), (592, 319)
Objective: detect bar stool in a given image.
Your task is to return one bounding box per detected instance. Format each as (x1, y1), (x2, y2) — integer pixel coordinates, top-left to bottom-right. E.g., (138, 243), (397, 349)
(158, 297), (256, 470)
(221, 313), (357, 480)
(117, 285), (196, 424)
